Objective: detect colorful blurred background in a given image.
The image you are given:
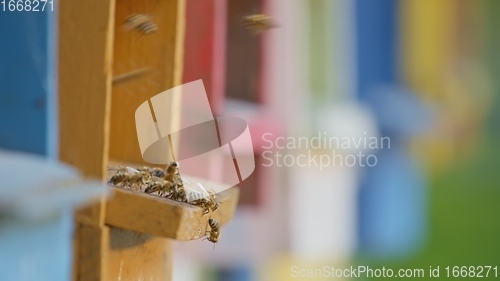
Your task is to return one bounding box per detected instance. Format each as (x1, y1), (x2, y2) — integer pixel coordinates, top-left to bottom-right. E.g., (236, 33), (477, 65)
(175, 0), (500, 280)
(1, 0), (499, 280)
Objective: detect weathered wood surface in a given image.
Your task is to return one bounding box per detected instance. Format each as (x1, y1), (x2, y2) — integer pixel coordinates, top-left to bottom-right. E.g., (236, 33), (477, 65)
(106, 186), (239, 240)
(106, 228), (172, 281)
(109, 0), (186, 164)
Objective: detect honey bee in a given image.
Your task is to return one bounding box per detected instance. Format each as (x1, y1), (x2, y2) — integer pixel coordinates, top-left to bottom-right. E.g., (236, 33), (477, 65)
(137, 166), (149, 170)
(108, 166), (127, 172)
(124, 13), (158, 35)
(166, 184), (187, 202)
(165, 162), (185, 192)
(108, 172), (128, 186)
(138, 166), (166, 179)
(144, 179), (172, 197)
(189, 182), (219, 215)
(206, 218), (220, 244)
(241, 14), (277, 35)
(150, 167), (167, 179)
(129, 172), (151, 190)
(165, 162), (180, 182)
(133, 163), (186, 199)
(108, 167), (151, 191)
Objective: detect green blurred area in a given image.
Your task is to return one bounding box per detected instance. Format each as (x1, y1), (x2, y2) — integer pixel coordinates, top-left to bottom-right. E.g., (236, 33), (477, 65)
(357, 135), (500, 280)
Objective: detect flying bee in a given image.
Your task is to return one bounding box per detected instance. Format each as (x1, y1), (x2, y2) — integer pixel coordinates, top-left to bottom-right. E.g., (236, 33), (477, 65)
(205, 218), (220, 244)
(124, 13), (158, 35)
(241, 14), (277, 35)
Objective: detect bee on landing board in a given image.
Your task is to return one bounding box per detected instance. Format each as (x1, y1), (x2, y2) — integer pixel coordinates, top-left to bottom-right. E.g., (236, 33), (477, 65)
(144, 179), (172, 197)
(107, 167), (151, 191)
(166, 183), (187, 202)
(150, 167), (167, 179)
(165, 161), (181, 182)
(189, 182), (220, 216)
(138, 166), (167, 180)
(206, 218), (220, 245)
(124, 13), (158, 35)
(108, 172), (127, 186)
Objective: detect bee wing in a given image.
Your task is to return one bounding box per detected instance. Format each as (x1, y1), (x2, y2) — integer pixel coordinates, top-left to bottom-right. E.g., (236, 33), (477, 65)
(196, 182), (211, 197)
(127, 167), (140, 174)
(182, 181), (209, 202)
(150, 176), (165, 183)
(107, 166), (126, 172)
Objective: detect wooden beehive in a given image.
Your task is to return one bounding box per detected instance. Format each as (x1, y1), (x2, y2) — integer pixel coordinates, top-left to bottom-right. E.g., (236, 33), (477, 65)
(58, 0), (239, 280)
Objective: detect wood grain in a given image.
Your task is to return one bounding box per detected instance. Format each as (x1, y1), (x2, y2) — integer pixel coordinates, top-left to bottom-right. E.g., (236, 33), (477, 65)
(106, 228), (172, 281)
(58, 0), (115, 280)
(106, 186), (239, 239)
(74, 225), (110, 281)
(58, 0), (115, 176)
(59, 0), (115, 226)
(109, 0), (186, 164)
